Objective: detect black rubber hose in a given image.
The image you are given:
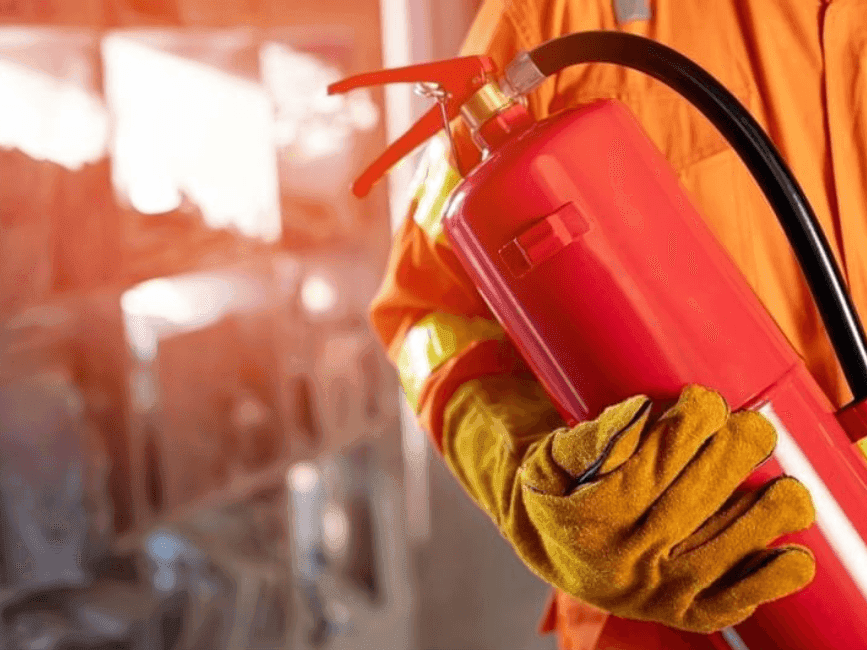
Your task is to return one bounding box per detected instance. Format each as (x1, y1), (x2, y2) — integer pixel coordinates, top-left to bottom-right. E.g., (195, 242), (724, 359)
(529, 31), (867, 402)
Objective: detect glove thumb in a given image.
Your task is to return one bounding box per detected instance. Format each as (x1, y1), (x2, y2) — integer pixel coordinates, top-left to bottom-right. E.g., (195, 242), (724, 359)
(521, 395), (651, 496)
(553, 394), (652, 480)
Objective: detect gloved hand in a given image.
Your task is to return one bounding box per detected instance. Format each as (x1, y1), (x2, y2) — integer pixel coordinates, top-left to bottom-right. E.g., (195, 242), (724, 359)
(442, 375), (816, 633)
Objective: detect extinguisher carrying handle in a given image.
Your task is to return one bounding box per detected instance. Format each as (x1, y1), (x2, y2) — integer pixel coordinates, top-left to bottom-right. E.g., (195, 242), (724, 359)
(327, 56), (497, 198)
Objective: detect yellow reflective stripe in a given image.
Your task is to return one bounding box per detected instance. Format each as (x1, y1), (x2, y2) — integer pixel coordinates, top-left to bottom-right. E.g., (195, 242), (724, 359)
(397, 312), (504, 410)
(858, 437), (867, 463)
(411, 136), (462, 245)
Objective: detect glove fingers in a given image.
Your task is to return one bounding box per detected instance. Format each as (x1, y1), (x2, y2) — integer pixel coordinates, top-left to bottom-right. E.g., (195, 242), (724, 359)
(634, 409), (777, 547)
(676, 477), (815, 584)
(690, 545), (815, 631)
(622, 386), (730, 507)
(670, 489), (761, 558)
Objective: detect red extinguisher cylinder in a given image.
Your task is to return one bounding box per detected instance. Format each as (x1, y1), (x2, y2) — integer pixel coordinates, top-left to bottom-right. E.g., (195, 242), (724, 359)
(443, 99), (867, 649)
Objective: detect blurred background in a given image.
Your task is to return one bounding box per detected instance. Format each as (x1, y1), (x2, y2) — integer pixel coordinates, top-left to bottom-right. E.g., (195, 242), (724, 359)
(0, 1), (555, 648)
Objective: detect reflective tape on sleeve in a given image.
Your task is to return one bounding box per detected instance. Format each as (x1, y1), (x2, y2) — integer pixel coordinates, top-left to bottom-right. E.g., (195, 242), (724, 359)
(411, 136), (462, 245)
(397, 312), (505, 410)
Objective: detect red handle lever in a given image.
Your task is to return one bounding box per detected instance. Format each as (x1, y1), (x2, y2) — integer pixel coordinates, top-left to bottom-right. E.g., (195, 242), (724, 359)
(327, 56), (497, 197)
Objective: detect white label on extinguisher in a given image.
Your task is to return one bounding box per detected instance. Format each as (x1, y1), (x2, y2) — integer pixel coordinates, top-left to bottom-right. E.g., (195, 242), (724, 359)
(759, 403), (867, 603)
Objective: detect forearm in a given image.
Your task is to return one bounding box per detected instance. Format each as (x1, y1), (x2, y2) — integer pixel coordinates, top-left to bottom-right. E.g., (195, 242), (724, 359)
(441, 374), (563, 528)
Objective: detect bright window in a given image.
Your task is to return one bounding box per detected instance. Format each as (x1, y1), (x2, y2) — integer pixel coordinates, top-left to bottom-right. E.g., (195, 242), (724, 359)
(0, 29), (108, 170)
(102, 33), (282, 242)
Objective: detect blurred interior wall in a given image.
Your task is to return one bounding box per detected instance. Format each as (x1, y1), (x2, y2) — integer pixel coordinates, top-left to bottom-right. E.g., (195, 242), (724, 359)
(378, 0), (481, 544)
(0, 2), (413, 646)
(1, 0), (385, 35)
(427, 0), (482, 58)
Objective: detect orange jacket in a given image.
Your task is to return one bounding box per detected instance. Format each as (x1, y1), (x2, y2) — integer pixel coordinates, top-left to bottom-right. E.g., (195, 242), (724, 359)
(370, 1), (867, 648)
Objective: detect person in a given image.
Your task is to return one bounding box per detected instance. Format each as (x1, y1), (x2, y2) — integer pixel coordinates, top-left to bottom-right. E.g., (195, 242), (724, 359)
(369, 0), (867, 648)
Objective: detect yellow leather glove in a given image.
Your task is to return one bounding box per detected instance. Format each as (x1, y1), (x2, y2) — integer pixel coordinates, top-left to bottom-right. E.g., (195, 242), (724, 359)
(442, 375), (816, 633)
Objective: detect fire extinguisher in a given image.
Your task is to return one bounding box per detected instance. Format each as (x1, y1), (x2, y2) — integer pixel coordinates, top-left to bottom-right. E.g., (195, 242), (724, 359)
(329, 32), (867, 649)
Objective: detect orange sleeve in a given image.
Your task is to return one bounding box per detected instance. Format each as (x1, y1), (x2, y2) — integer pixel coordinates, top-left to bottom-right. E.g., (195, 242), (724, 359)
(369, 0), (551, 448)
(369, 212), (492, 366)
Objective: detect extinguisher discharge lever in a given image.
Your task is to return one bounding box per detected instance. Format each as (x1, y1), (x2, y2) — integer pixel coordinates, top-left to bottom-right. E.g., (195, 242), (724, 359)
(327, 56), (497, 197)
